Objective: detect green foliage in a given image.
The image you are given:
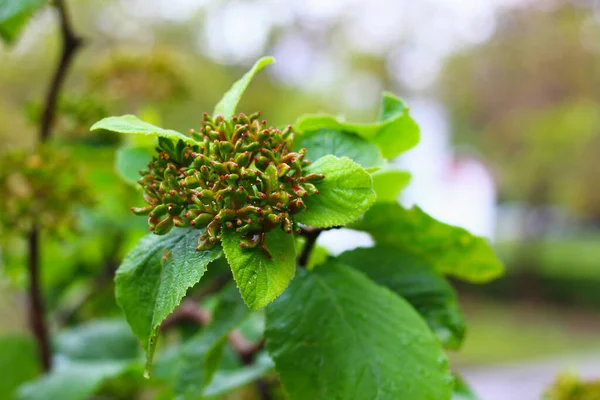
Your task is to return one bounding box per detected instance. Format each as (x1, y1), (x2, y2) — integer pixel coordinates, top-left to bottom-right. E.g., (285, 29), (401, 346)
(296, 155), (376, 228)
(354, 203), (504, 283)
(371, 168), (411, 202)
(115, 228), (221, 371)
(222, 229), (296, 310)
(0, 0), (45, 44)
(0, 335), (39, 400)
(265, 264), (453, 400)
(115, 146), (153, 186)
(294, 128), (385, 171)
(338, 246), (466, 349)
(452, 374), (480, 400)
(546, 372), (600, 400)
(295, 92), (420, 159)
(91, 115), (195, 144)
(213, 56), (275, 119)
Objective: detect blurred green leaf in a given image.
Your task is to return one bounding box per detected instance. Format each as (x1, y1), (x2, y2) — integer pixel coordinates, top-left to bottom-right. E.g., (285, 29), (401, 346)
(174, 284), (251, 399)
(91, 115), (196, 144)
(115, 228), (222, 373)
(452, 374), (480, 400)
(0, 0), (45, 44)
(213, 56), (275, 119)
(55, 319), (140, 361)
(203, 352), (274, 398)
(265, 264), (452, 400)
(338, 246), (465, 349)
(353, 203), (504, 283)
(371, 168), (411, 202)
(0, 335), (39, 400)
(222, 229), (295, 310)
(296, 155), (375, 228)
(17, 361), (130, 400)
(115, 146), (152, 185)
(294, 128), (385, 171)
(295, 92), (419, 159)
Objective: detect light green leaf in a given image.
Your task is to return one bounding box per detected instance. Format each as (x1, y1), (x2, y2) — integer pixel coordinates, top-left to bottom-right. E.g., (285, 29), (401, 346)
(213, 56), (275, 119)
(265, 264), (453, 400)
(372, 168), (411, 202)
(296, 155), (375, 228)
(55, 319), (140, 361)
(203, 352), (275, 398)
(115, 146), (152, 185)
(175, 284), (250, 399)
(353, 203), (504, 283)
(115, 228), (222, 372)
(0, 335), (39, 400)
(17, 361), (130, 400)
(91, 115), (196, 144)
(452, 374), (480, 400)
(295, 92), (419, 159)
(222, 229), (295, 310)
(294, 128), (385, 171)
(0, 0), (45, 44)
(338, 246), (465, 349)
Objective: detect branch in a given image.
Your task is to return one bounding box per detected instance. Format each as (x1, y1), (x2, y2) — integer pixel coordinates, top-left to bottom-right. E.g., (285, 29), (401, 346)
(39, 0), (83, 143)
(28, 0), (83, 372)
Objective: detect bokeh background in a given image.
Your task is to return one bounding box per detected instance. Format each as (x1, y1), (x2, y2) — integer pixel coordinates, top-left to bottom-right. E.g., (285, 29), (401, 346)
(1, 0), (600, 399)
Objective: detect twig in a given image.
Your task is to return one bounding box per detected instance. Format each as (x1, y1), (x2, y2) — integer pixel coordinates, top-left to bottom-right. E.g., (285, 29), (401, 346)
(297, 227), (322, 267)
(28, 0), (83, 372)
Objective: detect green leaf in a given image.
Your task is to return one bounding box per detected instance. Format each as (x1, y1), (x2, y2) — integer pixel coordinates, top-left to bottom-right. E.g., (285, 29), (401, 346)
(296, 155), (375, 228)
(115, 146), (152, 185)
(0, 335), (39, 400)
(294, 128), (385, 171)
(203, 352), (275, 398)
(55, 319), (140, 361)
(213, 56), (275, 119)
(0, 0), (45, 44)
(295, 92), (419, 159)
(372, 168), (411, 202)
(338, 246), (465, 349)
(221, 229), (295, 310)
(17, 361), (130, 400)
(115, 228), (222, 372)
(91, 115), (196, 144)
(353, 203), (504, 283)
(175, 284), (250, 399)
(452, 375), (480, 400)
(265, 263), (453, 400)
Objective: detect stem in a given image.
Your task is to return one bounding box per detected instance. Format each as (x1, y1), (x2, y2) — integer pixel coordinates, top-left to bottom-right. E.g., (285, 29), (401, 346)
(297, 227), (321, 268)
(27, 0), (82, 372)
(27, 226), (51, 371)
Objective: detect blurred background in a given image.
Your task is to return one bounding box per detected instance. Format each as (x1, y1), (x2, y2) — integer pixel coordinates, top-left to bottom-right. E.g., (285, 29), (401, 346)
(1, 0), (600, 398)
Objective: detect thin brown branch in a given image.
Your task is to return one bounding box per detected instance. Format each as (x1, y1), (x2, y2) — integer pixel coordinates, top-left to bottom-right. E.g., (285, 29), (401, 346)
(297, 227), (321, 267)
(28, 0), (83, 372)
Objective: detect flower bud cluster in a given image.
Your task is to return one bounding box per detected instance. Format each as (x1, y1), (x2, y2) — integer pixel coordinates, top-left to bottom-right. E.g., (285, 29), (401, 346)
(0, 147), (94, 236)
(132, 112), (324, 257)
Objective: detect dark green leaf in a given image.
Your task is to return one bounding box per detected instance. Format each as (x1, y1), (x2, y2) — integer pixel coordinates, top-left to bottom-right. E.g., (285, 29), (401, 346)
(17, 361), (130, 400)
(295, 92), (419, 159)
(221, 229), (295, 310)
(265, 263), (453, 400)
(115, 146), (152, 185)
(353, 203), (504, 283)
(55, 319), (140, 361)
(115, 228), (222, 372)
(0, 335), (39, 400)
(213, 56), (275, 119)
(338, 246), (465, 349)
(91, 115), (196, 144)
(203, 352), (275, 398)
(0, 0), (45, 44)
(296, 155), (375, 228)
(175, 284), (250, 399)
(294, 128), (385, 171)
(372, 168), (411, 202)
